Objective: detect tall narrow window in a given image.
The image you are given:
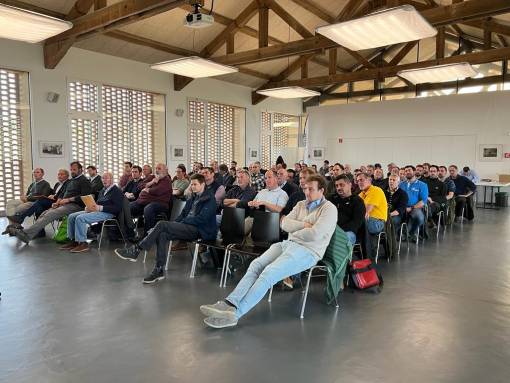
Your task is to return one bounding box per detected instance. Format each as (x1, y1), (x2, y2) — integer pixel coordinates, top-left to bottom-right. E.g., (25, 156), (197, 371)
(0, 68), (32, 214)
(188, 99), (245, 167)
(259, 112), (301, 169)
(68, 81), (166, 182)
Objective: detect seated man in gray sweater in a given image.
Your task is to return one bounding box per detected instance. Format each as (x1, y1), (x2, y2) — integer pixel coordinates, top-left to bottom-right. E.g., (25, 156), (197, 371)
(200, 174), (337, 329)
(14, 161), (92, 244)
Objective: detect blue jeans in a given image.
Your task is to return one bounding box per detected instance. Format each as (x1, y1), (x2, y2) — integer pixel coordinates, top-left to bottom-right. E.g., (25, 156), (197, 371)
(365, 217), (385, 259)
(67, 211), (114, 242)
(345, 231), (356, 245)
(407, 208), (424, 235)
(226, 240), (317, 319)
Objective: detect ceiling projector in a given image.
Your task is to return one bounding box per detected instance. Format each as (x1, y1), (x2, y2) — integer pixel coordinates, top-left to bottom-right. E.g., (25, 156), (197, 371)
(185, 1), (214, 28)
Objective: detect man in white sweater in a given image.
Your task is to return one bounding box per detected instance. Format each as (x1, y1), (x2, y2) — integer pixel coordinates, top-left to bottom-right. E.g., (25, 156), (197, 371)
(200, 174), (338, 328)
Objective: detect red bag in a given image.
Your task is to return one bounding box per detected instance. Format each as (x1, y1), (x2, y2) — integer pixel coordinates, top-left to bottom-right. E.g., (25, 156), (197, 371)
(349, 259), (383, 293)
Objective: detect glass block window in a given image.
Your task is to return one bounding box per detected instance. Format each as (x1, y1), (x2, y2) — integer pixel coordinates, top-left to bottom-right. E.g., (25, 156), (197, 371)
(188, 99), (245, 167)
(260, 111), (300, 169)
(69, 81), (165, 183)
(0, 68), (31, 214)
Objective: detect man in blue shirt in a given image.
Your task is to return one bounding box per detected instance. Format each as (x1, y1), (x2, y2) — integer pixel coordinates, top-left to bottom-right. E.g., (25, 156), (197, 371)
(461, 166), (480, 184)
(449, 165), (476, 221)
(400, 165), (429, 241)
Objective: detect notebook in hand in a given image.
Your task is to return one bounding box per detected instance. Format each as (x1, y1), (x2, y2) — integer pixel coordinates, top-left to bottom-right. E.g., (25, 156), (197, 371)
(80, 194), (96, 209)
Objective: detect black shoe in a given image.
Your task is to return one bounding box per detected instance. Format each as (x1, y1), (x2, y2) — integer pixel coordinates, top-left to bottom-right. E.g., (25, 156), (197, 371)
(115, 245), (140, 262)
(13, 228), (30, 244)
(143, 267), (165, 284)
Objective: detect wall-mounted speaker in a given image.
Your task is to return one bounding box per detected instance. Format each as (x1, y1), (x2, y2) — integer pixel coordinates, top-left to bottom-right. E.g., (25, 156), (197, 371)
(46, 92), (60, 103)
(175, 108), (184, 117)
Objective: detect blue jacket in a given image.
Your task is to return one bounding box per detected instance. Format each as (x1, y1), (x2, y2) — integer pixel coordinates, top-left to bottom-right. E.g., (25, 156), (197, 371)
(400, 179), (428, 207)
(176, 191), (218, 240)
(97, 185), (124, 216)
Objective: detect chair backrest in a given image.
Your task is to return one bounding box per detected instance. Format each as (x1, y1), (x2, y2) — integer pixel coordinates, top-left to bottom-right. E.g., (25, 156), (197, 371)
(170, 198), (187, 221)
(251, 210), (280, 245)
(221, 207), (245, 240)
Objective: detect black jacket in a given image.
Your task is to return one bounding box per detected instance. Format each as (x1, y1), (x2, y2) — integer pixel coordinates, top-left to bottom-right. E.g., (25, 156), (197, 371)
(97, 185), (123, 216)
(282, 189), (305, 216)
(328, 193), (366, 234)
(425, 177), (448, 204)
(124, 178), (143, 200)
(90, 176), (104, 199)
(385, 188), (408, 218)
(53, 180), (70, 200)
(176, 192), (217, 240)
(63, 174), (92, 207)
(373, 178), (389, 190)
(224, 185), (257, 210)
(281, 182), (298, 197)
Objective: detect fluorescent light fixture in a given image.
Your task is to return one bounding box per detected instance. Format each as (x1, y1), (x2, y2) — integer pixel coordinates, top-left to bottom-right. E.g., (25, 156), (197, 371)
(151, 56), (238, 78)
(0, 3), (72, 43)
(316, 5), (436, 51)
(256, 86), (320, 99)
(397, 63), (478, 84)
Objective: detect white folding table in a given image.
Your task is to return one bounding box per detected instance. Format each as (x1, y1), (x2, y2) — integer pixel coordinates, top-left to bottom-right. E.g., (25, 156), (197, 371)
(475, 181), (510, 209)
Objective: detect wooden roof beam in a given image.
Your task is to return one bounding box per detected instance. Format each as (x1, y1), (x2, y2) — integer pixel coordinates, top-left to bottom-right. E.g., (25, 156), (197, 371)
(288, 0), (335, 24)
(264, 0), (314, 38)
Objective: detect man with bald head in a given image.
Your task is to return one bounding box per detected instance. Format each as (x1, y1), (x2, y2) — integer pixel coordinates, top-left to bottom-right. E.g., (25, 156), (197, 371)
(130, 162), (172, 235)
(63, 172), (124, 253)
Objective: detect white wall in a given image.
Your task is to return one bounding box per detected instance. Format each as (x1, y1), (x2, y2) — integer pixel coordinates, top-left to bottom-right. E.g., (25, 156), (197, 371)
(307, 91), (510, 179)
(0, 38), (302, 185)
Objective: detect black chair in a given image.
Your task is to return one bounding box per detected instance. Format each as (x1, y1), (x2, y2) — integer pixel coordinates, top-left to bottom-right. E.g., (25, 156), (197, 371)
(142, 198), (187, 267)
(189, 207), (246, 281)
(221, 209), (281, 287)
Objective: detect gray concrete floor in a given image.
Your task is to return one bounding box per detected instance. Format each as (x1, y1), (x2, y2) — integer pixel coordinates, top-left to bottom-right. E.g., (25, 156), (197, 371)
(1, 210), (510, 383)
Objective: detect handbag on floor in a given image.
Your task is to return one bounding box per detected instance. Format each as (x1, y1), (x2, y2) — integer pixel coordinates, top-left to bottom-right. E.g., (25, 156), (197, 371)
(348, 259), (383, 293)
(53, 217), (69, 244)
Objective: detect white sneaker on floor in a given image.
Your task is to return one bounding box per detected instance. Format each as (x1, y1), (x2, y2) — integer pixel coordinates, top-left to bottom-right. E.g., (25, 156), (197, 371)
(204, 316), (238, 329)
(200, 301), (237, 320)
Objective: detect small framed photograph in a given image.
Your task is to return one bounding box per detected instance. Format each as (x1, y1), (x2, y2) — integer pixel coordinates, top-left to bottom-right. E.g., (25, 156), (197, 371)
(311, 147), (324, 160)
(39, 141), (64, 157)
(249, 148), (258, 159)
(479, 144), (502, 161)
(171, 145), (185, 160)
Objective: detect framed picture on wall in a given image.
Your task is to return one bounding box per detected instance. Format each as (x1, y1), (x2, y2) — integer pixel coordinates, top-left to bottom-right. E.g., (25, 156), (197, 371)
(311, 147), (325, 160)
(479, 144), (502, 161)
(249, 147), (258, 160)
(171, 145), (185, 160)
(39, 141), (64, 157)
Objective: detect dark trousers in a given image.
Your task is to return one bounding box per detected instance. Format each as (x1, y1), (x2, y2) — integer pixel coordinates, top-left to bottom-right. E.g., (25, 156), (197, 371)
(455, 196), (474, 220)
(130, 201), (168, 234)
(17, 199), (52, 223)
(138, 221), (199, 268)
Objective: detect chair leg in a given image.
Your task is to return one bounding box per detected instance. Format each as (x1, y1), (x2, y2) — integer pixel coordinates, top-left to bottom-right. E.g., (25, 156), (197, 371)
(220, 245), (231, 287)
(98, 222), (106, 252)
(143, 250), (147, 263)
(165, 240), (173, 271)
(375, 232), (383, 264)
(268, 286), (273, 302)
(300, 268), (315, 319)
(222, 249), (232, 288)
(189, 243), (200, 278)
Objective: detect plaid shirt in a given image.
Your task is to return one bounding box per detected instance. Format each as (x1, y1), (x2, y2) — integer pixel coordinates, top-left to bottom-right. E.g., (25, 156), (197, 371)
(250, 172), (266, 192)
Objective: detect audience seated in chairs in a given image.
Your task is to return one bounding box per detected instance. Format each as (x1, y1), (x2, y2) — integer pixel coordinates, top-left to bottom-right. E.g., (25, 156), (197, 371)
(86, 165), (103, 199)
(277, 167), (298, 197)
(326, 163), (344, 198)
(123, 165), (143, 201)
(4, 169), (70, 237)
(249, 162), (266, 192)
(129, 163), (172, 236)
(5, 167), (52, 230)
(357, 172), (388, 259)
(372, 168), (388, 190)
(220, 169), (256, 218)
(172, 164), (190, 199)
(115, 174), (217, 284)
(424, 165), (448, 225)
(62, 172), (123, 253)
(328, 174), (366, 245)
(118, 161), (132, 190)
(138, 164), (155, 190)
(200, 174), (337, 329)
(282, 168), (315, 216)
(400, 165), (429, 242)
(448, 165), (476, 221)
(14, 162), (91, 244)
(385, 174), (408, 229)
